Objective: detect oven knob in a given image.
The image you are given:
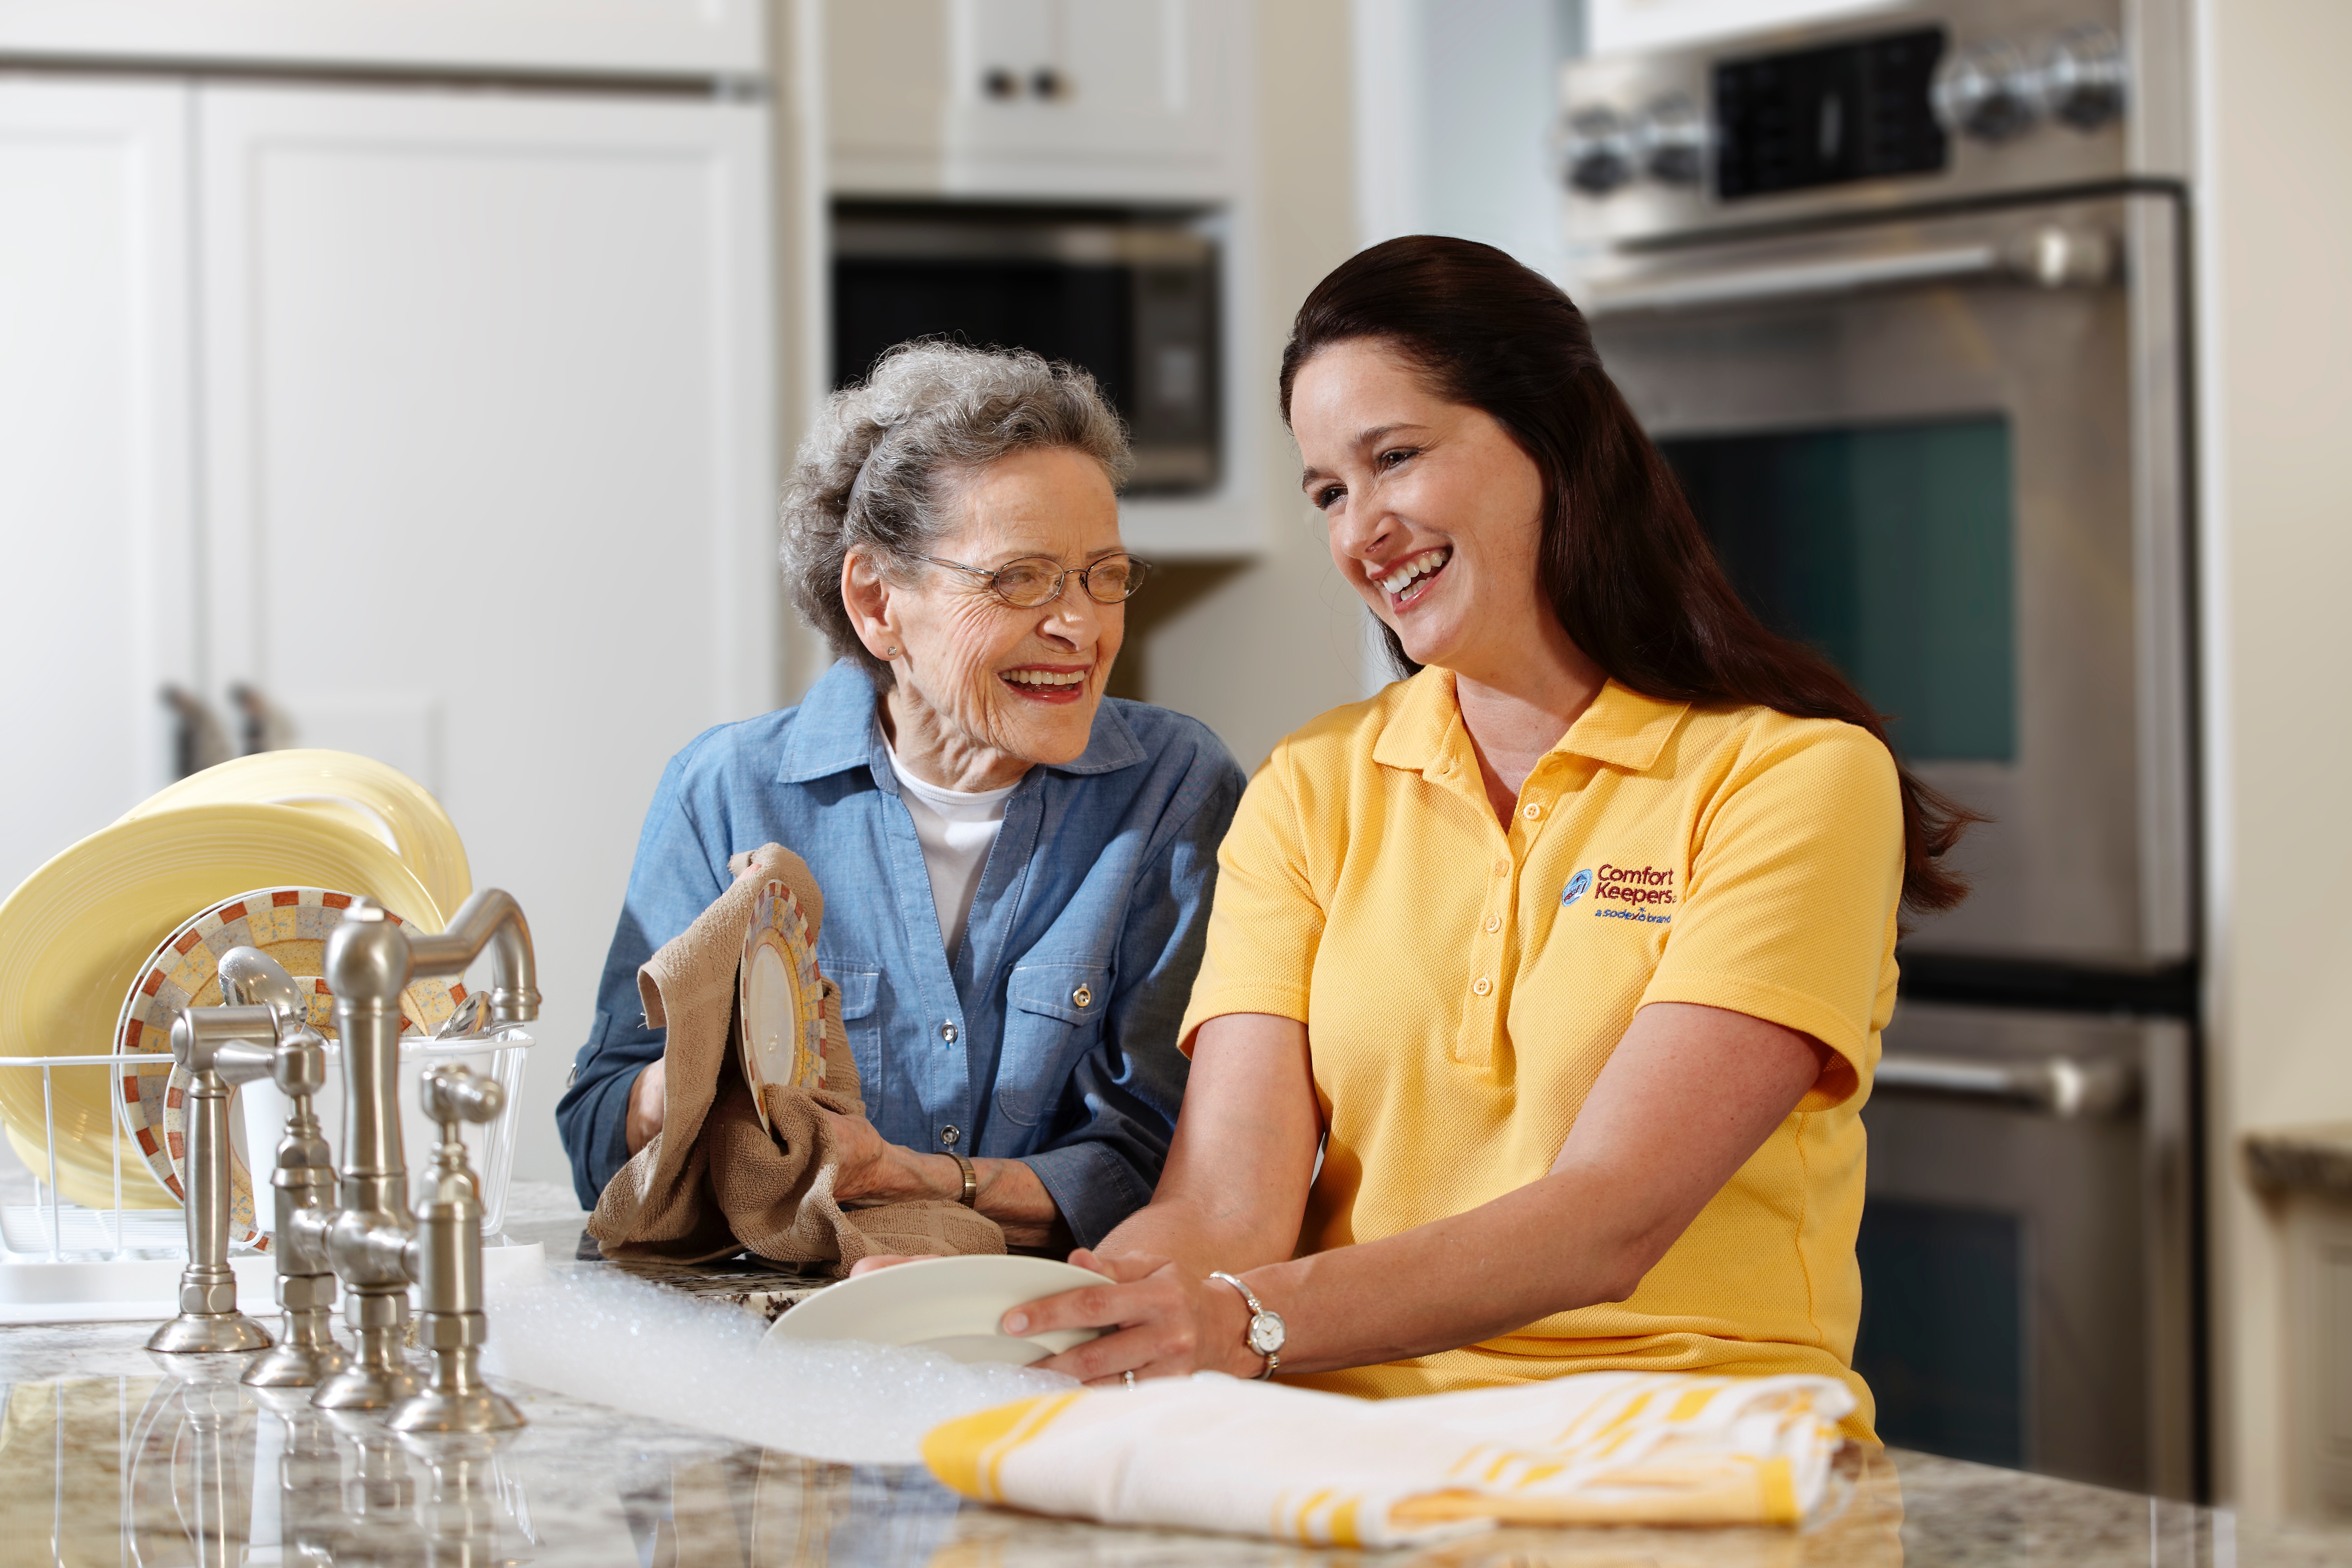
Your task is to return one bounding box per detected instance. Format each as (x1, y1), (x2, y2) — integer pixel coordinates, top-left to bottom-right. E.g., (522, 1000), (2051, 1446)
(1557, 105), (1635, 196)
(2037, 23), (2127, 131)
(1635, 93), (1706, 186)
(1932, 38), (2041, 142)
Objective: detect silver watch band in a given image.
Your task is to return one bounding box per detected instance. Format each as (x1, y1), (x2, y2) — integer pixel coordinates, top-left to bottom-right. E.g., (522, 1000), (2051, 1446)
(1208, 1270), (1280, 1380)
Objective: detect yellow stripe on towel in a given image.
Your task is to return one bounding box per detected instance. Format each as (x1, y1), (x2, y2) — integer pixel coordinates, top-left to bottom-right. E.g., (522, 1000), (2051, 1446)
(921, 1393), (1082, 1502)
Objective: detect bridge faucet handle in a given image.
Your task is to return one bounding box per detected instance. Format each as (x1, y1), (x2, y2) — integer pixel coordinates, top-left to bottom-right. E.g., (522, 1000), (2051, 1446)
(271, 1023), (330, 1103)
(420, 1063), (504, 1142)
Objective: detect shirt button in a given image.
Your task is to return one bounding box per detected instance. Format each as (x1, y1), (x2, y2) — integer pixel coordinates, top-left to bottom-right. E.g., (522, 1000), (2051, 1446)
(941, 1021), (958, 1044)
(1073, 985), (1093, 1009)
(1472, 977), (1493, 997)
(1522, 802), (1542, 820)
(940, 1125), (961, 1147)
(1492, 859), (1509, 877)
(1484, 914), (1501, 934)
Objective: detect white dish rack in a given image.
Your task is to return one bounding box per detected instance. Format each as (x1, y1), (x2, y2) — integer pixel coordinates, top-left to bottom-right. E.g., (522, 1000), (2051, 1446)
(0, 1033), (544, 1323)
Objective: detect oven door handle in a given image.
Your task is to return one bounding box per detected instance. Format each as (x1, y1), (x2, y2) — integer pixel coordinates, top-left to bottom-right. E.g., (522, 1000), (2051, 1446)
(1582, 229), (2114, 316)
(1873, 1050), (2139, 1119)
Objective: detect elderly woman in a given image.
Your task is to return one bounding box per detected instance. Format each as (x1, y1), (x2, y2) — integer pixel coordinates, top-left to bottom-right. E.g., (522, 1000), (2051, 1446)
(996, 237), (1975, 1431)
(557, 343), (1245, 1248)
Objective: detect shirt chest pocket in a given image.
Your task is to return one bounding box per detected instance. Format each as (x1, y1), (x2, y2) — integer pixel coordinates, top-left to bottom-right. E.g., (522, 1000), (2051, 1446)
(991, 963), (1109, 1130)
(828, 969), (882, 1118)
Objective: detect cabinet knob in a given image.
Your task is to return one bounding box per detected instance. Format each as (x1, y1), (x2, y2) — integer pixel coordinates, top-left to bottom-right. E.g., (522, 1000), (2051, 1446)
(1031, 67), (1065, 100)
(983, 67), (1018, 100)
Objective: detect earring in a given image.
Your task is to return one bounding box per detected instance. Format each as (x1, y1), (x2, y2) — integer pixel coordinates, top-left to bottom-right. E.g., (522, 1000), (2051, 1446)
(884, 646), (900, 659)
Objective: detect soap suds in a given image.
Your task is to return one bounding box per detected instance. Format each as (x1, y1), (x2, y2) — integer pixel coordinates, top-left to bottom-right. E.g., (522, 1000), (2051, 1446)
(482, 1266), (1073, 1465)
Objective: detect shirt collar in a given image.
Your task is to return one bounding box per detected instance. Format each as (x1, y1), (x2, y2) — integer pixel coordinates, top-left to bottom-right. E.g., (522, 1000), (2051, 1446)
(776, 658), (1148, 784)
(1370, 666), (1689, 779)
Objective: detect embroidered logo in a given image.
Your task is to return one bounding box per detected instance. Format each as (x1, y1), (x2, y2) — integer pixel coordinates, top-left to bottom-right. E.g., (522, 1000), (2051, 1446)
(1561, 869), (1593, 906)
(1589, 863), (1676, 925)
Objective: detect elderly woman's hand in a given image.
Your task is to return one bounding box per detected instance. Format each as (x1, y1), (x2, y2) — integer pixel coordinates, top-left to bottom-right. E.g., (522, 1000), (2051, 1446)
(1003, 1248), (1258, 1387)
(820, 1108), (907, 1204)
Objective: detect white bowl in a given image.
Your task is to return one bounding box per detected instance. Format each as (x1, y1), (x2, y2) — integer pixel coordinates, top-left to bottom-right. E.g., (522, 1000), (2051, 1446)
(763, 1254), (1110, 1365)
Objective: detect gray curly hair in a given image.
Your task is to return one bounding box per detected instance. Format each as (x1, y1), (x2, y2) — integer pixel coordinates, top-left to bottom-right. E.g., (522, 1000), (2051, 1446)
(781, 340), (1132, 678)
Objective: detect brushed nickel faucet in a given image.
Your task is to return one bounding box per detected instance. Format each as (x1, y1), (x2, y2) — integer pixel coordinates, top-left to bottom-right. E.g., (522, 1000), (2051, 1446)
(147, 887), (540, 1435)
(144, 1000), (299, 1355)
(312, 889), (539, 1429)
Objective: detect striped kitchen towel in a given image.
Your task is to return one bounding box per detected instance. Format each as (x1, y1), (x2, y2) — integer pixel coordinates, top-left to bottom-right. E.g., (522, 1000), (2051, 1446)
(922, 1369), (1856, 1547)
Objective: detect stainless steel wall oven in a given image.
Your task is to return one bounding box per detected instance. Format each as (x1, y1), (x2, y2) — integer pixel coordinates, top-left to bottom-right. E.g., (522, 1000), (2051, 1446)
(1562, 0), (2198, 1496)
(832, 203), (1220, 493)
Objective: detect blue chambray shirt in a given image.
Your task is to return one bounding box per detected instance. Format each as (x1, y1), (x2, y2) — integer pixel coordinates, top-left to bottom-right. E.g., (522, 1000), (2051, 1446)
(554, 658), (1245, 1247)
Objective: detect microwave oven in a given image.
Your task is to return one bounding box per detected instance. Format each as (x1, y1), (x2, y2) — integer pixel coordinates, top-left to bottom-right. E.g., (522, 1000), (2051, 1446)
(832, 204), (1220, 494)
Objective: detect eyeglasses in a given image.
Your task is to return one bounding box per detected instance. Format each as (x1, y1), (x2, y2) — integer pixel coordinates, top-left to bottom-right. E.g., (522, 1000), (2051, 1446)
(917, 552), (1152, 608)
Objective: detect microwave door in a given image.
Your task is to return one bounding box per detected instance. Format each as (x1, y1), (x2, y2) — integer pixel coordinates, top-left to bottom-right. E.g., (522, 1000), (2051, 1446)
(1583, 193), (2192, 972)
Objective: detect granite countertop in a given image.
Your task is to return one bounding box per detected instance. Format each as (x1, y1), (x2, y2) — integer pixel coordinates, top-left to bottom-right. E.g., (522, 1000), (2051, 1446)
(2243, 1123), (2352, 1199)
(5, 1181), (2351, 1565)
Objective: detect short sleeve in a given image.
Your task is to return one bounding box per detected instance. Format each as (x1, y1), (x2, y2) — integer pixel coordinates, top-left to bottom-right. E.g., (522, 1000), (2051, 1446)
(1640, 722), (1904, 1110)
(1174, 748), (1326, 1052)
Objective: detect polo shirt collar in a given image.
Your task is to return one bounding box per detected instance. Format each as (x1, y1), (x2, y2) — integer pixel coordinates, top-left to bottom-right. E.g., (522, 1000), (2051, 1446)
(776, 657), (1147, 784)
(1370, 666), (1688, 778)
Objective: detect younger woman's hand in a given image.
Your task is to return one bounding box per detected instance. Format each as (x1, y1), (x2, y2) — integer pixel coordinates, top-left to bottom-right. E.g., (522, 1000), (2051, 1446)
(1006, 1248), (1255, 1387)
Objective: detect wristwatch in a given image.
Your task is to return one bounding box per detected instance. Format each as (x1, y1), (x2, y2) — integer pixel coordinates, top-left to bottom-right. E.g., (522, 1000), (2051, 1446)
(947, 1151), (978, 1207)
(1209, 1271), (1284, 1379)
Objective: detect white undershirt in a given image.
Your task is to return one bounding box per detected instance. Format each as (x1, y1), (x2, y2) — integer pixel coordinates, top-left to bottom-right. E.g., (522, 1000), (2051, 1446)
(885, 743), (1020, 959)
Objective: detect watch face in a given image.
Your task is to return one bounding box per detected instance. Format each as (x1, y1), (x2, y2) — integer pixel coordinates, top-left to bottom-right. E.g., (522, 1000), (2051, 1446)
(1247, 1310), (1286, 1357)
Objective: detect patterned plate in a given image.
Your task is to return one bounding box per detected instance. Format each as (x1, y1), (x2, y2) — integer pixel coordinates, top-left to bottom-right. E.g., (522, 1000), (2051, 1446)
(737, 878), (828, 1132)
(113, 887), (464, 1246)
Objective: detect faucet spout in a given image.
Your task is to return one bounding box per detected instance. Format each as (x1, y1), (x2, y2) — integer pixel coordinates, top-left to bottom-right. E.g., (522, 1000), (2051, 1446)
(408, 889), (540, 1025)
(310, 889), (534, 1425)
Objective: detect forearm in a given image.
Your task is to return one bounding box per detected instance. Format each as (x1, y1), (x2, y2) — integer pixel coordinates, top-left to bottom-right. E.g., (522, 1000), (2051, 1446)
(1211, 1003), (1831, 1377)
(1096, 1011), (1322, 1275)
(1222, 1169), (1644, 1376)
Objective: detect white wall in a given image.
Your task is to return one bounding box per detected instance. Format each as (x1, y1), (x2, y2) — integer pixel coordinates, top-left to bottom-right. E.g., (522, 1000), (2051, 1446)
(2194, 0), (2352, 1519)
(1132, 0), (1369, 770)
(1352, 0), (1573, 279)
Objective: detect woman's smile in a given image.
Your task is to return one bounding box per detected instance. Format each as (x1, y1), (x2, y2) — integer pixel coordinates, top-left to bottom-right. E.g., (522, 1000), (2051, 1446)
(1001, 662), (1095, 704)
(1373, 546), (1453, 611)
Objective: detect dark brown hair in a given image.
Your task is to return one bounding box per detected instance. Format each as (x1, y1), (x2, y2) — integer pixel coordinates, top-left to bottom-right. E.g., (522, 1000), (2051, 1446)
(1280, 235), (1975, 916)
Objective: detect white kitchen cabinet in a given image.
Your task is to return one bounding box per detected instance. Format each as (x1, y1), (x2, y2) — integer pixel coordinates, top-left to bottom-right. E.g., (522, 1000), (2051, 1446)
(193, 84), (776, 1181)
(0, 80), (197, 897)
(0, 0), (763, 79)
(828, 0), (1246, 200)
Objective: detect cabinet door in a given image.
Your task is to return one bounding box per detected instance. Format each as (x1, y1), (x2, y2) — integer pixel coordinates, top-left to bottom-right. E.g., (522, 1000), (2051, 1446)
(0, 80), (196, 897)
(945, 0), (1233, 177)
(196, 85), (776, 1182)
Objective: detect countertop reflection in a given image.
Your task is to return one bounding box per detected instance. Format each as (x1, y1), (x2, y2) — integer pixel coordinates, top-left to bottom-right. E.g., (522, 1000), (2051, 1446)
(4, 1319), (2348, 1567)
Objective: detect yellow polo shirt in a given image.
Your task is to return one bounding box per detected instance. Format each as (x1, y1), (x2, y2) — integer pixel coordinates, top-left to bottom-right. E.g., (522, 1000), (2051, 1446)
(1178, 670), (1903, 1434)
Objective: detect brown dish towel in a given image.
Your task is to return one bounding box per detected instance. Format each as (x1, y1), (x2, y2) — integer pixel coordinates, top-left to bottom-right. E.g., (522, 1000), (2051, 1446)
(587, 842), (1004, 1272)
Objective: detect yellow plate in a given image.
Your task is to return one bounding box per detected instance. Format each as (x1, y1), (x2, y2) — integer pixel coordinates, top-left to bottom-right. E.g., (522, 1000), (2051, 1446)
(121, 750), (471, 918)
(0, 804), (442, 1209)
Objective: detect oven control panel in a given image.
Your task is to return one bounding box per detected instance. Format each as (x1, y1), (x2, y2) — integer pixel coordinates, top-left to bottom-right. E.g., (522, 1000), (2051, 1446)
(1558, 0), (2153, 243)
